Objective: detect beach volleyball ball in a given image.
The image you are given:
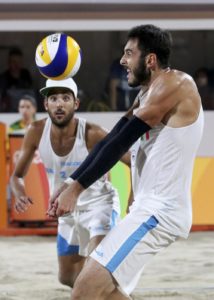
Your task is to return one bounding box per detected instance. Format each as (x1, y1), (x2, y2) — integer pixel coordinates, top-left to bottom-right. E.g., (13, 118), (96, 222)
(35, 33), (81, 80)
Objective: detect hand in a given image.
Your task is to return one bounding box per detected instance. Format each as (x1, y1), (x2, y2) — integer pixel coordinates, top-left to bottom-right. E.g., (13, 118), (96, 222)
(56, 181), (84, 217)
(47, 182), (69, 218)
(14, 196), (33, 213)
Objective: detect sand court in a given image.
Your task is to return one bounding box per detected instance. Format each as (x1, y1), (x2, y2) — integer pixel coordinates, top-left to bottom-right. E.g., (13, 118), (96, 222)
(0, 231), (214, 300)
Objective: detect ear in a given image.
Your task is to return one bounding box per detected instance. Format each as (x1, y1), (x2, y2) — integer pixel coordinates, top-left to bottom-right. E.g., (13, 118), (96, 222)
(44, 98), (48, 111)
(74, 98), (80, 110)
(145, 53), (157, 70)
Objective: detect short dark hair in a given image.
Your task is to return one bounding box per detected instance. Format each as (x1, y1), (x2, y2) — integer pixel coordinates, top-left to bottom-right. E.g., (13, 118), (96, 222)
(127, 24), (172, 68)
(19, 94), (37, 109)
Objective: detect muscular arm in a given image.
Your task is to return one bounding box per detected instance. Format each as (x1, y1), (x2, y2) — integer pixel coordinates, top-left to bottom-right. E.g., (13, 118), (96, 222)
(56, 71), (198, 216)
(71, 71), (188, 188)
(10, 121), (44, 212)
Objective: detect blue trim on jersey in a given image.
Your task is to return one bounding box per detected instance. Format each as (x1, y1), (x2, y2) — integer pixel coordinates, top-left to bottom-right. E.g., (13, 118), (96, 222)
(105, 215), (159, 273)
(57, 233), (79, 256)
(110, 209), (118, 229)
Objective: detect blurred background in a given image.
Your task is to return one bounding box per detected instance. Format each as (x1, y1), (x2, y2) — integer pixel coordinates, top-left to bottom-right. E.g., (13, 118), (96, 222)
(0, 0), (214, 113)
(0, 0), (214, 234)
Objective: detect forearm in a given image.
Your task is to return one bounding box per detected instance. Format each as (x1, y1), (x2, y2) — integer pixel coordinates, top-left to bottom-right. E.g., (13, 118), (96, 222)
(11, 175), (33, 213)
(10, 175), (26, 198)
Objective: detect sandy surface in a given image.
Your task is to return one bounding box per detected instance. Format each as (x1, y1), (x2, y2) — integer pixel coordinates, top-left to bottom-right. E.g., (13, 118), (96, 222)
(0, 232), (214, 300)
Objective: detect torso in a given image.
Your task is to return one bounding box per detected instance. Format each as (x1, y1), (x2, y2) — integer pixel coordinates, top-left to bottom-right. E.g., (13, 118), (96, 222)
(131, 69), (204, 238)
(49, 118), (78, 157)
(38, 117), (119, 211)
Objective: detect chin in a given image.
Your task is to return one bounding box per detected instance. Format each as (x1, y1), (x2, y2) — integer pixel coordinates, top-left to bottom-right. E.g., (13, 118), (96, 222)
(55, 122), (67, 128)
(127, 78), (134, 86)
(129, 80), (139, 88)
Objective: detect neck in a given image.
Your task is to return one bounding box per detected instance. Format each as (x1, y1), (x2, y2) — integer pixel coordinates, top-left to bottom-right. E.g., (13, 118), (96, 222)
(23, 117), (34, 126)
(148, 67), (171, 87)
(51, 117), (77, 138)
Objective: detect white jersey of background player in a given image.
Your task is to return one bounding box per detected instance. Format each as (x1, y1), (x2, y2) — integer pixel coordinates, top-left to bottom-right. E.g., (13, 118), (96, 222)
(10, 78), (130, 291)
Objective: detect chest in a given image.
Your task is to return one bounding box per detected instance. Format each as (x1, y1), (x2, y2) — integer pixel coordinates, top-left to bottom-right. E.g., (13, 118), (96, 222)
(50, 135), (76, 156)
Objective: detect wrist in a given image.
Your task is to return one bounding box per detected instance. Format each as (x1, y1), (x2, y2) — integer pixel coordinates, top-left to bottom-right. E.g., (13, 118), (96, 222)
(73, 180), (85, 195)
(65, 179), (85, 197)
(64, 177), (74, 185)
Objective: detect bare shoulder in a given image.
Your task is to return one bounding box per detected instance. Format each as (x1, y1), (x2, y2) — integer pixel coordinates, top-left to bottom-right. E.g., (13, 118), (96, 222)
(156, 69), (196, 90)
(30, 119), (47, 132)
(167, 69), (200, 99)
(85, 121), (107, 150)
(163, 70), (201, 126)
(24, 118), (47, 146)
(85, 121), (108, 138)
(148, 69), (200, 106)
(136, 69), (200, 127)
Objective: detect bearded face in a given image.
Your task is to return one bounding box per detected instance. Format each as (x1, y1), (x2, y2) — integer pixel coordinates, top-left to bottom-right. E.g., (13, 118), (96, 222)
(48, 106), (75, 128)
(120, 38), (152, 88)
(44, 90), (78, 128)
(129, 54), (151, 87)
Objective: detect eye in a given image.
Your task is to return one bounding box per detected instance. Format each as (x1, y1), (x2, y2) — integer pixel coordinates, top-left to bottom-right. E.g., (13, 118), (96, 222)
(49, 95), (57, 102)
(126, 50), (132, 57)
(63, 95), (71, 102)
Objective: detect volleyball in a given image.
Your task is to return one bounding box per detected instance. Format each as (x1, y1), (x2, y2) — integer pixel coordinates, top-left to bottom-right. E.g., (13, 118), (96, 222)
(35, 33), (81, 80)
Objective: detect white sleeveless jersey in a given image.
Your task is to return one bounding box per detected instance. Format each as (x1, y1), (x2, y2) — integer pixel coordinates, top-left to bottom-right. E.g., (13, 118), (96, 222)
(38, 117), (119, 211)
(131, 92), (204, 238)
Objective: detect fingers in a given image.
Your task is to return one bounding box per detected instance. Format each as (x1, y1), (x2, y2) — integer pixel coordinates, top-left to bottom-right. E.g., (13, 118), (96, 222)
(48, 183), (73, 218)
(56, 206), (70, 217)
(47, 183), (69, 217)
(48, 204), (69, 218)
(20, 196), (33, 205)
(49, 183), (68, 204)
(46, 199), (58, 217)
(14, 196), (33, 213)
(55, 199), (71, 217)
(47, 207), (57, 218)
(15, 202), (26, 213)
(47, 205), (58, 218)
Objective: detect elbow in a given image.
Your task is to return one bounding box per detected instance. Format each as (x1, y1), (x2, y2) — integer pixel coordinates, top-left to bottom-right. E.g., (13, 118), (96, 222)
(146, 118), (162, 128)
(10, 173), (16, 186)
(10, 172), (22, 185)
(136, 114), (163, 128)
(135, 107), (164, 128)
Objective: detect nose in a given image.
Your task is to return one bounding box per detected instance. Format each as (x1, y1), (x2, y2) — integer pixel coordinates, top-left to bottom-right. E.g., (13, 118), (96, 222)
(56, 97), (64, 106)
(120, 54), (126, 66)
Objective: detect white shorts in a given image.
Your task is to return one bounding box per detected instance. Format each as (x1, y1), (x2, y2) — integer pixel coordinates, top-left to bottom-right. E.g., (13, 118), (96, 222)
(90, 207), (178, 296)
(57, 203), (120, 257)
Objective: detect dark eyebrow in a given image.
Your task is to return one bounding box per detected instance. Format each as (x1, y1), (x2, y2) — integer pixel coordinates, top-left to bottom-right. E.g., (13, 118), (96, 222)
(124, 48), (133, 53)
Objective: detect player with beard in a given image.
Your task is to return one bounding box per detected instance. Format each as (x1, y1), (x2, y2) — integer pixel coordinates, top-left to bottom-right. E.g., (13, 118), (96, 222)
(50, 25), (204, 300)
(10, 77), (131, 292)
